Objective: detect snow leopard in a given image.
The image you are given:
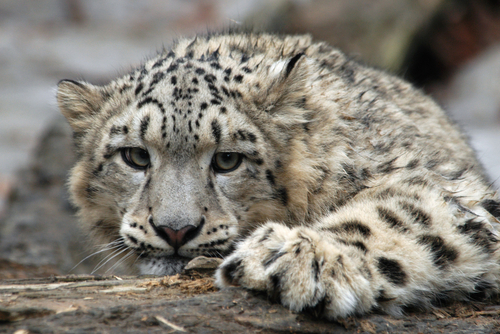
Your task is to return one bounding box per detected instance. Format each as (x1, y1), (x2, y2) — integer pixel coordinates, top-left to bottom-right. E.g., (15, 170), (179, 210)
(57, 32), (500, 319)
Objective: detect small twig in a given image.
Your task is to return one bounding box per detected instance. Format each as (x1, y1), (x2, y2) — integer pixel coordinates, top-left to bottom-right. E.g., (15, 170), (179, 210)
(155, 315), (186, 332)
(473, 310), (500, 316)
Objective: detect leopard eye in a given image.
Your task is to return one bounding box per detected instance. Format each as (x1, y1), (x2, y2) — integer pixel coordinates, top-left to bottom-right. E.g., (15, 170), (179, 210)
(212, 152), (242, 173)
(122, 148), (150, 169)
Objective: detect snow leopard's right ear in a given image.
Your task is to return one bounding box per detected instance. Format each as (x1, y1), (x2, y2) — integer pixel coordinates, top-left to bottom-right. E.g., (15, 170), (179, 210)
(57, 79), (105, 132)
(252, 53), (311, 122)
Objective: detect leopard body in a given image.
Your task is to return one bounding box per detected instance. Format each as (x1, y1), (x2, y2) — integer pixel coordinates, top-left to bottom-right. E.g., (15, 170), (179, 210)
(57, 32), (500, 319)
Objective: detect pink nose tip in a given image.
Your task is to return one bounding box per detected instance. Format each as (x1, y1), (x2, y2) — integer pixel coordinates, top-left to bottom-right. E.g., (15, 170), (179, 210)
(162, 225), (197, 249)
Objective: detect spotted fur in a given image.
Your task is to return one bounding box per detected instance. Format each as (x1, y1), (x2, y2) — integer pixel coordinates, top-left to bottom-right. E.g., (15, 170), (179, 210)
(57, 32), (500, 319)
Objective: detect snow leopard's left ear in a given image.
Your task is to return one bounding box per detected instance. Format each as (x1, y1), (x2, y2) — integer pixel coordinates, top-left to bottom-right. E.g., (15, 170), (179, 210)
(254, 53), (311, 115)
(57, 79), (106, 133)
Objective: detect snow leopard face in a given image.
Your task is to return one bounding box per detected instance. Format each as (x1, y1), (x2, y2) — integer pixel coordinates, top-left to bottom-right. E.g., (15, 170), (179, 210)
(57, 34), (315, 274)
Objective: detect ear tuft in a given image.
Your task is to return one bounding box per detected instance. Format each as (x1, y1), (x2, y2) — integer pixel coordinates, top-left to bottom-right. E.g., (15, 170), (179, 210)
(57, 79), (104, 132)
(285, 53), (305, 78)
(255, 52), (310, 115)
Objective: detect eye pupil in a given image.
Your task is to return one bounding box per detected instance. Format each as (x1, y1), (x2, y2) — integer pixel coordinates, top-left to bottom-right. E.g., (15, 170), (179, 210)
(220, 153), (232, 162)
(213, 152), (242, 173)
(137, 150), (148, 160)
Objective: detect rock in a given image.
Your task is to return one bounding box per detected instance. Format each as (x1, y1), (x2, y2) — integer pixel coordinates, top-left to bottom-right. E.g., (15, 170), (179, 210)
(0, 275), (499, 333)
(245, 0), (445, 71)
(402, 0), (500, 88)
(0, 116), (108, 275)
(443, 43), (500, 127)
(183, 256), (223, 275)
(0, 259), (58, 280)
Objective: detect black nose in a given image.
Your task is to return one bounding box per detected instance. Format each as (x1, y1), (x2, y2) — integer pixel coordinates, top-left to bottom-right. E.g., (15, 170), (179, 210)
(155, 217), (205, 250)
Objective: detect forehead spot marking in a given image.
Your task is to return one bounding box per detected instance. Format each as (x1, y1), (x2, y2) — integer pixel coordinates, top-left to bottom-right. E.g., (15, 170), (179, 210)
(211, 120), (222, 144)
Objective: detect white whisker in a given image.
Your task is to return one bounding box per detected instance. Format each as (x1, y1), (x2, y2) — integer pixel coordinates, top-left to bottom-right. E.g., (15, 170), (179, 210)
(132, 251), (145, 266)
(91, 246), (129, 274)
(91, 238), (124, 249)
(106, 249), (135, 274)
(68, 238), (125, 273)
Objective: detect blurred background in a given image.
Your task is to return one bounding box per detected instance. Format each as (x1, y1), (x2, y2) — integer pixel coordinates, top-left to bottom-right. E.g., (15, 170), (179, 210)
(0, 0), (499, 278)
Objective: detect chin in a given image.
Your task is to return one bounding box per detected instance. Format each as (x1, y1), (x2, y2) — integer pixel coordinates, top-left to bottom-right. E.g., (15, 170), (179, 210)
(137, 255), (191, 275)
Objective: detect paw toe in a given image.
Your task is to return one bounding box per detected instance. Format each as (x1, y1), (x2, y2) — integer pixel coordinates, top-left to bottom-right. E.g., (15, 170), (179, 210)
(216, 257), (244, 287)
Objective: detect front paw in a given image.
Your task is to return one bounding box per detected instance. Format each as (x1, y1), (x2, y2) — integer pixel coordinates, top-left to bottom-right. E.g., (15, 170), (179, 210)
(215, 223), (328, 312)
